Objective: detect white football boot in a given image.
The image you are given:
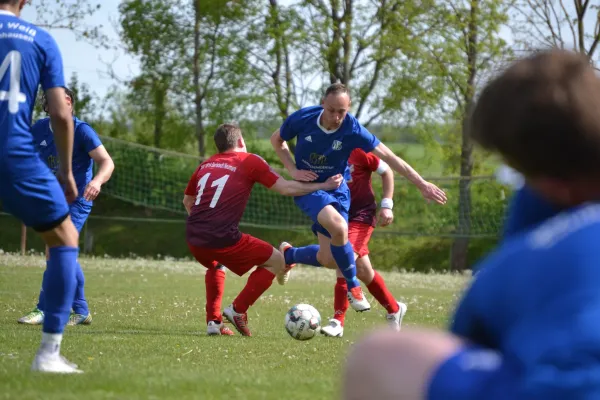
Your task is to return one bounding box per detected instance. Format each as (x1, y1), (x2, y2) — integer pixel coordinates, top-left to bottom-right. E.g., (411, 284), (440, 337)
(347, 286), (371, 312)
(277, 242), (295, 285)
(206, 321), (234, 336)
(320, 318), (344, 337)
(386, 302), (408, 332)
(31, 351), (82, 374)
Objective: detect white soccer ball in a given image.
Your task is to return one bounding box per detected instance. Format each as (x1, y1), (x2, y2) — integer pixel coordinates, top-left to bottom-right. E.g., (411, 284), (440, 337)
(285, 304), (321, 341)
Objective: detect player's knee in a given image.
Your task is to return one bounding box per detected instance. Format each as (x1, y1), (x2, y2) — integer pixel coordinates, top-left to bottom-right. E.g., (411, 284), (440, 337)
(328, 216), (348, 242)
(264, 248), (286, 273)
(40, 217), (79, 248)
(356, 261), (374, 283)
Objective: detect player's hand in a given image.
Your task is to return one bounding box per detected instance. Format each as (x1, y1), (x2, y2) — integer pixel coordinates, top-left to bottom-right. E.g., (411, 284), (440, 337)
(83, 179), (102, 201)
(324, 174), (343, 190)
(292, 168), (319, 182)
(378, 208), (394, 227)
(418, 181), (447, 205)
(58, 169), (78, 204)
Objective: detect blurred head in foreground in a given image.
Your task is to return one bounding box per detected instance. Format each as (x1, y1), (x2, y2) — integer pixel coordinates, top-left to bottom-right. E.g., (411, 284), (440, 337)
(470, 49), (600, 207)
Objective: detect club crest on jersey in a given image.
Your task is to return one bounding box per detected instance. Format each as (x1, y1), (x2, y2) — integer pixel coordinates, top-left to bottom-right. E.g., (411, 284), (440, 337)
(332, 140), (342, 150)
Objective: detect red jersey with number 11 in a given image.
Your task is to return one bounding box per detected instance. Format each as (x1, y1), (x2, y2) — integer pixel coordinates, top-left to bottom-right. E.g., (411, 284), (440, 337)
(185, 152), (280, 248)
(348, 148), (383, 227)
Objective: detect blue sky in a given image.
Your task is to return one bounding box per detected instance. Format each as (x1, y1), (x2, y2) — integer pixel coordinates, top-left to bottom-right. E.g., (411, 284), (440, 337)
(18, 1), (596, 104)
(22, 0), (140, 100)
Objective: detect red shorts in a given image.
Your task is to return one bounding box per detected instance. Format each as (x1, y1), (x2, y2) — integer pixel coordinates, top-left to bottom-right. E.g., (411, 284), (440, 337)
(348, 221), (374, 258)
(187, 233), (274, 276)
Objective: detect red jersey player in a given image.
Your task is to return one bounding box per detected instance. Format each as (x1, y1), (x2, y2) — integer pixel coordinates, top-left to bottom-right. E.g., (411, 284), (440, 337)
(182, 124), (342, 337)
(282, 148), (407, 337)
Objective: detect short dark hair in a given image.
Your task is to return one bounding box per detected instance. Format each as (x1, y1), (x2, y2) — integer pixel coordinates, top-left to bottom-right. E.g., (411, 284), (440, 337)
(213, 124), (242, 153)
(469, 49), (600, 180)
(42, 87), (75, 115)
(0, 1), (20, 5)
(324, 82), (350, 99)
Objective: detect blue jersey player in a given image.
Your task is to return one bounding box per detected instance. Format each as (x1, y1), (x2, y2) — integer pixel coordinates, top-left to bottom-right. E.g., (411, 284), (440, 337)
(0, 0), (83, 373)
(271, 83), (447, 311)
(18, 87), (114, 327)
(343, 50), (600, 400)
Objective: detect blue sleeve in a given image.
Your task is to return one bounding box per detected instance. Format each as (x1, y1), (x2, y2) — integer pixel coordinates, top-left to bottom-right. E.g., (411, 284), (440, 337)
(353, 118), (380, 152)
(39, 32), (65, 91)
(519, 283), (600, 398)
(503, 186), (560, 239)
(279, 109), (303, 141)
(77, 123), (102, 153)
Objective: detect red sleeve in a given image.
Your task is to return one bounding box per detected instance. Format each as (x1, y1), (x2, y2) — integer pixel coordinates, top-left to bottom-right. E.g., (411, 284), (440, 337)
(364, 151), (381, 172)
(244, 154), (281, 188)
(184, 166), (201, 196)
(350, 148), (380, 172)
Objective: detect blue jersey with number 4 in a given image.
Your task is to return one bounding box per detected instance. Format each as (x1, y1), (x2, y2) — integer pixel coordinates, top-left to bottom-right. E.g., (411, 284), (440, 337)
(0, 11), (65, 176)
(279, 106), (380, 183)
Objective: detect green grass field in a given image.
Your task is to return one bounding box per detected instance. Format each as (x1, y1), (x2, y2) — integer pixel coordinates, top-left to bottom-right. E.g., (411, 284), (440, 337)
(0, 254), (469, 400)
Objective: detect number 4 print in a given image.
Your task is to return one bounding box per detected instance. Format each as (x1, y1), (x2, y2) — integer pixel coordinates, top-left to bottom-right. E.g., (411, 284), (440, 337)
(0, 51), (26, 114)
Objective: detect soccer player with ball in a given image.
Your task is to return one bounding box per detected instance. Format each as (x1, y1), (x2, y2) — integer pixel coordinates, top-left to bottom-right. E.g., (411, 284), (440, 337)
(344, 49), (600, 399)
(271, 83), (446, 315)
(183, 124), (342, 337)
(284, 148), (407, 336)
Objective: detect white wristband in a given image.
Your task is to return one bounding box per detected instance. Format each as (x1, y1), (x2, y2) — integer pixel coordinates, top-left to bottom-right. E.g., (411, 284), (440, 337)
(381, 198), (393, 209)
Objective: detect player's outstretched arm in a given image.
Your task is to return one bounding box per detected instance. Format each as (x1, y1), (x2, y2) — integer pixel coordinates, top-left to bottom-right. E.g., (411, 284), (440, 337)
(269, 174), (343, 196)
(372, 142), (447, 205)
(378, 167), (394, 227)
(45, 87), (77, 202)
(270, 129), (318, 182)
(84, 145), (114, 201)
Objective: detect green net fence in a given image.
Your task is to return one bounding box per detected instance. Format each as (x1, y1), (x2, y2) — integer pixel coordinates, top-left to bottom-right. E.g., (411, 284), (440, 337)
(100, 136), (510, 238)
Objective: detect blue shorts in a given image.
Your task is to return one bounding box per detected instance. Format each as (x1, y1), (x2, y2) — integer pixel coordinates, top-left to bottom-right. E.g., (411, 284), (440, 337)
(69, 198), (92, 232)
(0, 154), (70, 232)
(428, 345), (520, 400)
(294, 182), (350, 237)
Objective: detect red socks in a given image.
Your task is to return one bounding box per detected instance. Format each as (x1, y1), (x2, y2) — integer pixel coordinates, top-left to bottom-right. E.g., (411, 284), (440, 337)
(366, 271), (399, 314)
(333, 278), (349, 326)
(205, 266), (226, 323)
(333, 272), (399, 323)
(233, 267), (275, 314)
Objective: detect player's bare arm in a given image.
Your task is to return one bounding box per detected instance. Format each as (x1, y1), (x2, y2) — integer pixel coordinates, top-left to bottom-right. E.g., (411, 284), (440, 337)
(270, 128), (318, 182)
(378, 167), (394, 227)
(83, 145), (114, 201)
(372, 142), (447, 205)
(182, 195), (195, 215)
(45, 87), (77, 202)
(269, 174), (343, 196)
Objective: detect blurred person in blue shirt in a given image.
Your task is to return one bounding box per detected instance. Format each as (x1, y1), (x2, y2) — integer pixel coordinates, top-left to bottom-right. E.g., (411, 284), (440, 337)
(342, 49), (600, 400)
(18, 87), (114, 327)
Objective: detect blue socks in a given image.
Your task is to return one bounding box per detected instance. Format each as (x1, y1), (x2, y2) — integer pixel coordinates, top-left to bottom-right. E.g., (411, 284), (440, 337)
(42, 246), (79, 334)
(284, 245), (322, 267)
(36, 262), (49, 311)
(72, 262), (89, 316)
(330, 242), (359, 289)
(37, 261), (89, 316)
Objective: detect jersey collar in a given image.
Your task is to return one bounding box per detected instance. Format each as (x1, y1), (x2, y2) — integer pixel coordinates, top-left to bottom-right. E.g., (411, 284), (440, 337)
(0, 10), (16, 17)
(317, 109), (341, 135)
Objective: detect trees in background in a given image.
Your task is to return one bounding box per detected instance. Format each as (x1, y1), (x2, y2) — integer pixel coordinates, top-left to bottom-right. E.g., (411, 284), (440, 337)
(69, 0), (600, 268)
